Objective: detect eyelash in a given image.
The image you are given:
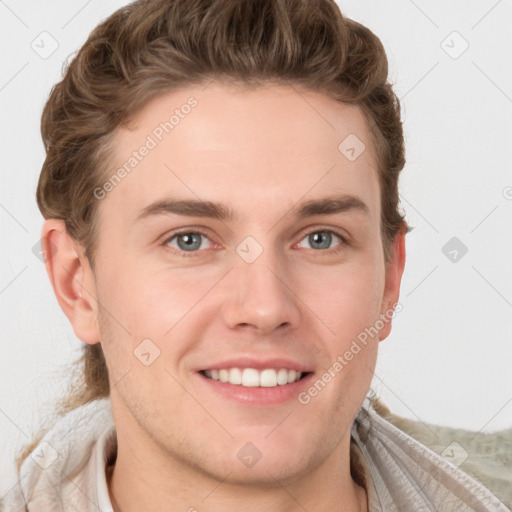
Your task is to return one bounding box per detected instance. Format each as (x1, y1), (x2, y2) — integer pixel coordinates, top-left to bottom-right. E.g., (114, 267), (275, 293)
(161, 228), (348, 258)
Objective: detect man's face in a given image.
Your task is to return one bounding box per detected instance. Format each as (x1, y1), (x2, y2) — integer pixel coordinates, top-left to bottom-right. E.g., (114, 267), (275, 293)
(87, 82), (401, 483)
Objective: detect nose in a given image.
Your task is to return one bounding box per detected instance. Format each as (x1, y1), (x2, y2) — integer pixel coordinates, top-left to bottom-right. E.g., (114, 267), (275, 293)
(221, 245), (302, 336)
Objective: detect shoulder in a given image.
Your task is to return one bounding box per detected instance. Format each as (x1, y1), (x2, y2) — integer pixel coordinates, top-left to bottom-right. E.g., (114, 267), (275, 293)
(4, 398), (114, 512)
(351, 397), (511, 512)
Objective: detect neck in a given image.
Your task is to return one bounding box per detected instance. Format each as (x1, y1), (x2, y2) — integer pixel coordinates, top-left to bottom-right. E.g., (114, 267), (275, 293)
(106, 433), (367, 512)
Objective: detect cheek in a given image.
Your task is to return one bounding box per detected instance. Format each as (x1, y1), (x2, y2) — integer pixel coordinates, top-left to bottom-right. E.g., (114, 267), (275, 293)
(297, 257), (385, 343)
(96, 251), (199, 332)
(96, 238), (385, 354)
(305, 264), (383, 405)
(127, 267), (219, 333)
(95, 261), (218, 376)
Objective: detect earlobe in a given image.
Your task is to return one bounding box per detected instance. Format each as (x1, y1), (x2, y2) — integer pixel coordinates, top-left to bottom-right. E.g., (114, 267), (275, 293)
(379, 224), (407, 341)
(41, 219), (101, 345)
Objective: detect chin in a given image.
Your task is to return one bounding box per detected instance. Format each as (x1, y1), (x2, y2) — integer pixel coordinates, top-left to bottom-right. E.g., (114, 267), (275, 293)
(183, 435), (312, 486)
(215, 455), (312, 488)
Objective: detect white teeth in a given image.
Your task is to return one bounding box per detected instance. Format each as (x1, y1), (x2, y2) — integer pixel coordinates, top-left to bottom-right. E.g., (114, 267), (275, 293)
(229, 367), (242, 385)
(260, 369), (277, 387)
(277, 368), (289, 385)
(242, 368), (260, 387)
(203, 367), (304, 387)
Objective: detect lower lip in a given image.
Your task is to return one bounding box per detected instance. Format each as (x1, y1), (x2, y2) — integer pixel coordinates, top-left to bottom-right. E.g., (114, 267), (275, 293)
(195, 372), (314, 406)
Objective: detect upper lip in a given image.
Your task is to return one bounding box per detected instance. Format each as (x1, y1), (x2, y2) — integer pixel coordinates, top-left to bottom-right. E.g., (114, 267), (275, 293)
(197, 356), (314, 373)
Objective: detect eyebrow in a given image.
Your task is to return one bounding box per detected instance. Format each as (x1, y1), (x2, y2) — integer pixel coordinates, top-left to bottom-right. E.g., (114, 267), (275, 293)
(135, 194), (369, 223)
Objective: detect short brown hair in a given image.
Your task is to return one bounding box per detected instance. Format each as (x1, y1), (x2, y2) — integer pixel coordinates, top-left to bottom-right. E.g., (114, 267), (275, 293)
(23, 0), (409, 468)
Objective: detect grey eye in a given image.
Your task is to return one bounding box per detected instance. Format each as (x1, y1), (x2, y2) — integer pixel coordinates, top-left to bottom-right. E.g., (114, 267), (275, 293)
(300, 231), (342, 250)
(167, 232), (211, 252)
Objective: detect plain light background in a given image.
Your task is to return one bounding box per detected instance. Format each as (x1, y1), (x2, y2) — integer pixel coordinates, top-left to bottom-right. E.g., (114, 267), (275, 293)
(1, 0), (511, 497)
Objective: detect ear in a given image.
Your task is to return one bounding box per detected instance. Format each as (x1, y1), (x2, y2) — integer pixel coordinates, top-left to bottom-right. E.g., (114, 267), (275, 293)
(40, 219), (100, 345)
(379, 223), (407, 341)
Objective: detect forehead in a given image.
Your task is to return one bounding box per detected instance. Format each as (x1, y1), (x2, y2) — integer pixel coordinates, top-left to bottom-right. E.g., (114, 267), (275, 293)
(103, 82), (380, 226)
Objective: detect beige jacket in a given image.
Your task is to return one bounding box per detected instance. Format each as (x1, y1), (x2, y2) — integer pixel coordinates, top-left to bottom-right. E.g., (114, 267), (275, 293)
(3, 397), (510, 511)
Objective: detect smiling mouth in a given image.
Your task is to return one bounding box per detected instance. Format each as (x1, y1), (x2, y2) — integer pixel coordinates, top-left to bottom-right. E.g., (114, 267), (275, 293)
(199, 368), (312, 388)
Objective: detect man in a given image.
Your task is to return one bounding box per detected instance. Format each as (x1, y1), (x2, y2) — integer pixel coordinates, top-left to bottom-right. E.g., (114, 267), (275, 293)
(6, 0), (509, 510)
